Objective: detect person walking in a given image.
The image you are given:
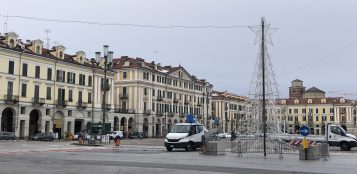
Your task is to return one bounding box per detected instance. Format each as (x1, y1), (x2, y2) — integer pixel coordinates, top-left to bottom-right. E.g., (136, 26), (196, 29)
(231, 130), (237, 141)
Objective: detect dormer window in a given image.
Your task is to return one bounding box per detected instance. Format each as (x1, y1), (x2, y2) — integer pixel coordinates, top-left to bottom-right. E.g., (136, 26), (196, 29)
(9, 39), (15, 48)
(308, 99), (312, 104)
(80, 56), (83, 61)
(36, 46), (41, 54)
(294, 99), (299, 104)
(124, 61), (130, 67)
(59, 51), (63, 59)
(321, 99), (326, 104)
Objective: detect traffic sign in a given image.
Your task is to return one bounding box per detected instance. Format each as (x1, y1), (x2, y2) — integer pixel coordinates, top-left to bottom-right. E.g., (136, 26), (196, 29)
(300, 125), (310, 137)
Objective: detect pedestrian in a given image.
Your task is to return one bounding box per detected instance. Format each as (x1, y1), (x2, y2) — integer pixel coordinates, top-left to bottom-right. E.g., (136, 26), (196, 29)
(231, 130), (237, 141)
(78, 133), (84, 144)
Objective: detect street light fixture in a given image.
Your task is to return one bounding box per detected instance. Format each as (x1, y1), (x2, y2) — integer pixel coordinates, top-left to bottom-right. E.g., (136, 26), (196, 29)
(205, 82), (211, 129)
(95, 45), (113, 141)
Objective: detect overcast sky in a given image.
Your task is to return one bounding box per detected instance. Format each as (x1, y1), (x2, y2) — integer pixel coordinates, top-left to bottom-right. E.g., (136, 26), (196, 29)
(1, 0), (356, 98)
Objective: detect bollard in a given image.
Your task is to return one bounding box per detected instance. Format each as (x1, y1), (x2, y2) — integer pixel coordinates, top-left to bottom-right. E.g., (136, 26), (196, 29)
(303, 138), (308, 160)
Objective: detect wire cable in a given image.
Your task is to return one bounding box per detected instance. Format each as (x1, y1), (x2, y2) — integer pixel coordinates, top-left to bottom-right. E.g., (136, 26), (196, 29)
(0, 14), (254, 29)
(278, 40), (357, 78)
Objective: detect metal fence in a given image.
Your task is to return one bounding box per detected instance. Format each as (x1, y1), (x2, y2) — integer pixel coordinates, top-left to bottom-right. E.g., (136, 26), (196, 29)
(210, 137), (329, 160)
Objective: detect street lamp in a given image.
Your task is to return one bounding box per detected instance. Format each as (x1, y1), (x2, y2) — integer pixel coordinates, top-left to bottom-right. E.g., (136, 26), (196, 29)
(205, 83), (211, 129)
(95, 45), (113, 140)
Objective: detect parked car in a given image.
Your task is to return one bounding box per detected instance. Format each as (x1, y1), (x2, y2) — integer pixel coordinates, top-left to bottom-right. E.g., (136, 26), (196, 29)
(129, 132), (144, 139)
(0, 132), (15, 140)
(218, 133), (231, 138)
(32, 133), (54, 141)
(110, 131), (124, 140)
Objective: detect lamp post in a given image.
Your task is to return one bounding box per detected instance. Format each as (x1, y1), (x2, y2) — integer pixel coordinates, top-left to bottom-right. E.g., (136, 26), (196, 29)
(95, 45), (113, 140)
(205, 83), (211, 129)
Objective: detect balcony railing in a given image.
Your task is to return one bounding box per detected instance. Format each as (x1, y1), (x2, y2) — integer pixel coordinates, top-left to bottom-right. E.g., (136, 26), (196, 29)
(143, 95), (149, 101)
(173, 98), (180, 103)
(197, 102), (202, 107)
(157, 96), (163, 101)
(156, 111), (164, 117)
(143, 110), (151, 116)
(32, 97), (45, 106)
(105, 104), (111, 111)
(77, 101), (88, 109)
(120, 94), (128, 99)
(4, 95), (19, 105)
(308, 120), (313, 127)
(115, 108), (135, 114)
(56, 100), (68, 108)
(168, 112), (175, 117)
(179, 112), (186, 118)
(197, 114), (203, 119)
(101, 85), (111, 91)
(184, 100), (190, 105)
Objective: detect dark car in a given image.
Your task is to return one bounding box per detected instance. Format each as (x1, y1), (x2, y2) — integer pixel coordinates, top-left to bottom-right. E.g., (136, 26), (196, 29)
(129, 132), (144, 139)
(32, 133), (54, 141)
(0, 132), (15, 140)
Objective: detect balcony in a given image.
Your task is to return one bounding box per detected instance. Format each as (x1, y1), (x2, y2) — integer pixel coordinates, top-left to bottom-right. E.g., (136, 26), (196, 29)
(157, 111), (164, 117)
(143, 110), (151, 116)
(56, 100), (67, 108)
(105, 104), (111, 111)
(77, 101), (88, 109)
(120, 94), (128, 99)
(4, 95), (19, 105)
(179, 113), (186, 118)
(173, 98), (180, 103)
(32, 97), (45, 106)
(168, 112), (175, 117)
(184, 100), (190, 105)
(157, 96), (163, 102)
(197, 114), (203, 119)
(115, 108), (135, 114)
(197, 102), (202, 107)
(294, 121), (299, 125)
(308, 121), (314, 127)
(143, 95), (149, 101)
(101, 85), (111, 91)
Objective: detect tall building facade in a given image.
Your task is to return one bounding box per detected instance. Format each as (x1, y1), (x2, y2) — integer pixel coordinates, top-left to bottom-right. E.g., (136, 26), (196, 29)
(211, 91), (251, 133)
(0, 32), (115, 139)
(280, 79), (357, 135)
(110, 57), (213, 138)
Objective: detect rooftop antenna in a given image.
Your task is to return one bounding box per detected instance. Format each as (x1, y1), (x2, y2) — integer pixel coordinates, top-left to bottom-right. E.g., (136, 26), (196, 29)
(45, 29), (51, 49)
(53, 41), (59, 47)
(3, 14), (8, 33)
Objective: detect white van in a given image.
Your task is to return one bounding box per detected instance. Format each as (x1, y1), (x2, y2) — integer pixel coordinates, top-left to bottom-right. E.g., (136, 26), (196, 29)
(327, 124), (357, 151)
(165, 123), (207, 151)
(110, 131), (124, 140)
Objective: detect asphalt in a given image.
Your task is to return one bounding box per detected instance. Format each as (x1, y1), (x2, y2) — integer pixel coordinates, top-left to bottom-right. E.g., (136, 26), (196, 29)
(0, 139), (356, 174)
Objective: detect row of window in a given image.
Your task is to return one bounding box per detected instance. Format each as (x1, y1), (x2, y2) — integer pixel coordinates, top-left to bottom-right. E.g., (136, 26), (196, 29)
(8, 81), (92, 103)
(288, 108), (337, 114)
(287, 115), (335, 122)
(123, 70), (205, 92)
(145, 88), (205, 103)
(120, 101), (203, 115)
(8, 61), (93, 87)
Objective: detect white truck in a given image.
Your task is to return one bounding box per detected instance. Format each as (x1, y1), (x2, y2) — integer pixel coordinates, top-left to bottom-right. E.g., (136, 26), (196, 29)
(280, 124), (357, 151)
(165, 123), (207, 151)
